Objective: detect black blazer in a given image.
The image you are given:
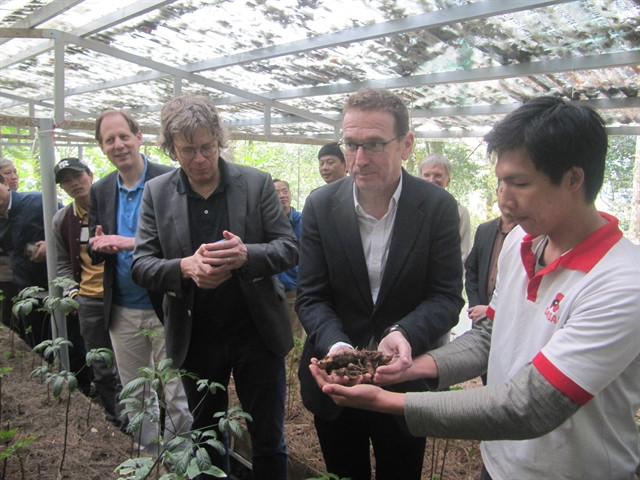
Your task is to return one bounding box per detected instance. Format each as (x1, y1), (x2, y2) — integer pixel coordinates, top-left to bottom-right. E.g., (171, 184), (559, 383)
(296, 169), (465, 420)
(464, 217), (500, 307)
(131, 163), (298, 368)
(88, 159), (175, 328)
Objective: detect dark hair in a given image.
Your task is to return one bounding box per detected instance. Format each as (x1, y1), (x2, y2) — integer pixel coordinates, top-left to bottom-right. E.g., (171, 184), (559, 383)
(0, 173), (4, 184)
(159, 94), (228, 160)
(343, 88), (410, 138)
(273, 179), (290, 189)
(94, 109), (140, 143)
(318, 142), (345, 163)
(484, 96), (607, 203)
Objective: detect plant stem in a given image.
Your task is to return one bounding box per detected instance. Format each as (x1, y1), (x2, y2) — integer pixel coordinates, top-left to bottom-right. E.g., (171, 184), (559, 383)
(59, 392), (71, 475)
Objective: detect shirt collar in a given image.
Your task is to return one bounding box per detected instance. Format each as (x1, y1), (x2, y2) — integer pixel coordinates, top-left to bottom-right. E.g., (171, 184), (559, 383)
(116, 154), (148, 192)
(520, 212), (623, 301)
(352, 173), (403, 219)
(73, 200), (88, 218)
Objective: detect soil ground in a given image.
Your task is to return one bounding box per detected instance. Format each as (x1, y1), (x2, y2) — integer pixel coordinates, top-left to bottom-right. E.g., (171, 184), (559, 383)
(0, 324), (484, 479)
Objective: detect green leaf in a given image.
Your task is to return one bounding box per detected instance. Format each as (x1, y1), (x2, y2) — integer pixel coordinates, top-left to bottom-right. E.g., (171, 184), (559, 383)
(52, 375), (65, 398)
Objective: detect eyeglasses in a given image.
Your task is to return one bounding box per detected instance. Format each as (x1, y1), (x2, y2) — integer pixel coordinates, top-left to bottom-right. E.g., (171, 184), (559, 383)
(176, 143), (217, 160)
(338, 137), (399, 155)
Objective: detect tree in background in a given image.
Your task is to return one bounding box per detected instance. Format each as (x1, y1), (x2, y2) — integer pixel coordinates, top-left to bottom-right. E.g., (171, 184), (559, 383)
(599, 136), (637, 237)
(1, 130), (637, 243)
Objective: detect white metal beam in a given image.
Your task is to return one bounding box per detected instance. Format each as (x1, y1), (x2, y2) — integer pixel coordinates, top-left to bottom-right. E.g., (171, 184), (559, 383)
(0, 0), (84, 46)
(1, 0), (177, 68)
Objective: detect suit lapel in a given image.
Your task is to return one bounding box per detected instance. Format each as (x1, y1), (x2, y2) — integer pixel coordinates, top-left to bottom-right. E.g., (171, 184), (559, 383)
(167, 172), (193, 256)
(332, 179), (375, 310)
(225, 163), (247, 240)
(376, 172), (426, 309)
(106, 174), (119, 234)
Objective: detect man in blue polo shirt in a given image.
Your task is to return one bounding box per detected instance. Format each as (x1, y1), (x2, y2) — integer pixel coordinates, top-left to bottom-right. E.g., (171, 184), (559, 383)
(274, 179), (304, 339)
(88, 109), (191, 455)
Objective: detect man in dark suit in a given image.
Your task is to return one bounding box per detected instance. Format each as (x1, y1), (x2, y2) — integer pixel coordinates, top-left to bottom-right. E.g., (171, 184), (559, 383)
(88, 109), (191, 454)
(465, 187), (517, 323)
(296, 88), (464, 480)
(131, 94), (298, 480)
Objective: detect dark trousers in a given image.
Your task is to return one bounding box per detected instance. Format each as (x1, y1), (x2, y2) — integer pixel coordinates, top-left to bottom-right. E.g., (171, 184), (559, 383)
(314, 407), (426, 480)
(76, 294), (126, 428)
(480, 465), (493, 480)
(181, 332), (288, 480)
(0, 281), (19, 332)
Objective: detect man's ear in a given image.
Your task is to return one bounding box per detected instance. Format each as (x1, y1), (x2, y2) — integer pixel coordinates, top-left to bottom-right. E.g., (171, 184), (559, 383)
(566, 166), (585, 192)
(401, 131), (415, 160)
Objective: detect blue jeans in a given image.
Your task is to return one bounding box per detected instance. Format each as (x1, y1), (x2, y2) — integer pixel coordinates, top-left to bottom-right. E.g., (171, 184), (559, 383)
(181, 332), (288, 480)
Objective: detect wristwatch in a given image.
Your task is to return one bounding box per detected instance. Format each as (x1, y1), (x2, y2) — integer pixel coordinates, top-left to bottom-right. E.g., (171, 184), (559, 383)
(383, 324), (408, 340)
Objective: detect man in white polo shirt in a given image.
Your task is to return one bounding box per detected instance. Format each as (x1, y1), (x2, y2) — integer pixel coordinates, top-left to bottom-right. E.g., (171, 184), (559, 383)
(310, 95), (639, 480)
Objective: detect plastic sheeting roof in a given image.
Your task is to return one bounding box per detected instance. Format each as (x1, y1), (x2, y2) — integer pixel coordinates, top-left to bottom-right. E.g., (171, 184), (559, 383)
(1, 0), (639, 146)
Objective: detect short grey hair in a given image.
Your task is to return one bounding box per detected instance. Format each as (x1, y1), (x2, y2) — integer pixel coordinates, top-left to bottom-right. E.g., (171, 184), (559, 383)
(0, 158), (15, 169)
(419, 153), (451, 178)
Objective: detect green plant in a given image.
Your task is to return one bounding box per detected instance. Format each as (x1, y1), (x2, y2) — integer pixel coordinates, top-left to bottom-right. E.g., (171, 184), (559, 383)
(0, 427), (36, 480)
(0, 367), (12, 425)
(84, 347), (115, 425)
(31, 337), (77, 476)
(116, 355), (252, 480)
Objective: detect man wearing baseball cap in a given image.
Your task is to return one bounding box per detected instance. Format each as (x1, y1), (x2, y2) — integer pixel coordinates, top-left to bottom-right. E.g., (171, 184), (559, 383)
(52, 157), (125, 428)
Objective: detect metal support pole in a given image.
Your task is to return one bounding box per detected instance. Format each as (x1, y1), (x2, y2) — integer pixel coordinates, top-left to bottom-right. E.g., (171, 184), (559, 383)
(37, 117), (70, 372)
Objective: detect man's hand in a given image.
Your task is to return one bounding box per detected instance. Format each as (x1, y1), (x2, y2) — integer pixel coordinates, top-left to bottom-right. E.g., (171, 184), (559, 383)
(89, 225), (135, 254)
(309, 361), (405, 414)
(376, 329), (412, 383)
(179, 231), (248, 289)
(30, 240), (47, 263)
(200, 230), (248, 271)
(467, 305), (488, 322)
(315, 347), (373, 386)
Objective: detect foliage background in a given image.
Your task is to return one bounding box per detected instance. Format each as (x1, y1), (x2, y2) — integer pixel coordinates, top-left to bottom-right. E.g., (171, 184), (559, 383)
(1, 132), (637, 242)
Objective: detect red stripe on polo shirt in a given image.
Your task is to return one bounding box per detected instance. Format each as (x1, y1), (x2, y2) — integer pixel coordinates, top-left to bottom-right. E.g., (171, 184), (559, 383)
(532, 352), (593, 405)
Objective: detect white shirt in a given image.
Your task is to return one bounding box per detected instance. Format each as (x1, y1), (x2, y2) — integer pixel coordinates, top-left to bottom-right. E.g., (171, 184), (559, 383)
(353, 176), (402, 304)
(484, 214), (640, 480)
(328, 176), (403, 354)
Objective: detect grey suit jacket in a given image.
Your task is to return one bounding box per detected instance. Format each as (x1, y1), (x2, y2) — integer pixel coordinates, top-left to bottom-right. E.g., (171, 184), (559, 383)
(88, 158), (174, 327)
(131, 161), (298, 368)
(464, 217), (501, 307)
(296, 169), (465, 420)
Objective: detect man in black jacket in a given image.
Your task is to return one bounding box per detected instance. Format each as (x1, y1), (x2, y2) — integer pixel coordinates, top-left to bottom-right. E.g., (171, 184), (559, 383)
(464, 186), (517, 323)
(297, 88), (464, 480)
(88, 109), (191, 455)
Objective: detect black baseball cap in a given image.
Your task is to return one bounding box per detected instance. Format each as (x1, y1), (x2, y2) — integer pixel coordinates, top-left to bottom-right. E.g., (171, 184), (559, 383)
(54, 157), (91, 183)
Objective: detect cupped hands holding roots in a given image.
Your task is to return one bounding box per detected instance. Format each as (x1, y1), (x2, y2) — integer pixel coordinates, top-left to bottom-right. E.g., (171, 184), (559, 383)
(309, 337), (441, 415)
(309, 356), (405, 415)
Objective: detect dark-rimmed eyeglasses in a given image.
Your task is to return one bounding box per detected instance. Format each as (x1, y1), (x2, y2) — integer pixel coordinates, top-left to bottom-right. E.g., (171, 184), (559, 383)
(176, 143), (217, 160)
(338, 137), (399, 155)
